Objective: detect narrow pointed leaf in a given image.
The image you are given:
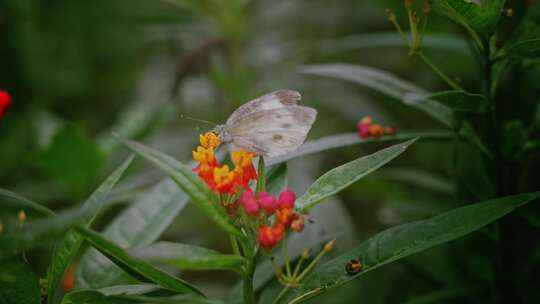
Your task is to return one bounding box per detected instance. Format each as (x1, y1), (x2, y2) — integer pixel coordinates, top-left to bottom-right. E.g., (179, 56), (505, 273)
(300, 64), (453, 126)
(296, 139), (417, 212)
(267, 131), (450, 166)
(0, 157), (133, 254)
(116, 136), (241, 237)
(47, 156), (134, 303)
(288, 192), (540, 303)
(77, 179), (190, 289)
(428, 91), (487, 113)
(75, 226), (204, 296)
(131, 242), (246, 272)
(0, 188), (55, 217)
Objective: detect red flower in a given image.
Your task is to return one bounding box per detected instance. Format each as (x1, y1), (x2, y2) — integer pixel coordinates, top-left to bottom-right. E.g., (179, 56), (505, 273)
(0, 90), (12, 119)
(258, 224), (276, 249)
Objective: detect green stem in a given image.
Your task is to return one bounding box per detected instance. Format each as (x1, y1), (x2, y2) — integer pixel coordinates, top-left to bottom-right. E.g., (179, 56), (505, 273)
(230, 235), (241, 256)
(292, 255), (307, 279)
(416, 51), (464, 91)
(296, 249), (326, 282)
(271, 287), (290, 304)
(242, 250), (257, 304)
(283, 238), (292, 277)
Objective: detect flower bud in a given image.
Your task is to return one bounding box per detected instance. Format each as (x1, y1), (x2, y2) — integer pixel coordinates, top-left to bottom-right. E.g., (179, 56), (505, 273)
(357, 116), (372, 138)
(324, 239), (336, 252)
(278, 190), (296, 209)
(302, 249), (310, 259)
(290, 213), (305, 232)
(258, 225), (277, 249)
(404, 0), (413, 9)
(384, 126), (396, 136)
(276, 207), (294, 226)
(240, 190), (259, 216)
(18, 210), (27, 223)
(369, 124), (384, 138)
(272, 223), (285, 241)
(423, 0), (431, 15)
(386, 9), (397, 22)
(258, 192), (278, 214)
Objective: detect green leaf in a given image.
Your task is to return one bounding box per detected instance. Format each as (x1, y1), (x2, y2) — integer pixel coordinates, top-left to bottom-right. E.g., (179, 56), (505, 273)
(507, 38), (540, 58)
(0, 157), (133, 255)
(427, 91), (487, 113)
(296, 138), (417, 212)
(116, 135), (241, 237)
(288, 192), (540, 303)
(433, 0), (505, 36)
(47, 156), (134, 303)
(0, 188), (55, 216)
(75, 226), (204, 296)
(300, 64), (454, 127)
(267, 131), (452, 167)
(131, 241), (246, 272)
(98, 284), (163, 296)
(77, 179), (190, 289)
(0, 259), (41, 304)
(300, 64), (425, 100)
(34, 125), (105, 198)
(62, 290), (129, 304)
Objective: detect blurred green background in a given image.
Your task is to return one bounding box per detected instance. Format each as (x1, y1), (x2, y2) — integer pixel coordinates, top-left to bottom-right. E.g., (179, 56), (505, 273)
(1, 0), (539, 303)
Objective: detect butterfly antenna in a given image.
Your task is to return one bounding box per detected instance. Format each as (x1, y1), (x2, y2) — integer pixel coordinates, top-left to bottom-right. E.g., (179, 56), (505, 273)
(179, 114), (217, 126)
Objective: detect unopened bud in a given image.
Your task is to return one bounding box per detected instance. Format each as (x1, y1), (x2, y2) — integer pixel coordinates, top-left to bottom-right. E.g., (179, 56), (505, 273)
(0, 222), (3, 233)
(291, 214), (305, 233)
(386, 9), (397, 22)
(302, 249), (311, 259)
(505, 9), (514, 17)
(405, 0), (413, 9)
(324, 239), (336, 252)
(18, 210), (27, 223)
(412, 10), (418, 25)
(423, 0), (431, 15)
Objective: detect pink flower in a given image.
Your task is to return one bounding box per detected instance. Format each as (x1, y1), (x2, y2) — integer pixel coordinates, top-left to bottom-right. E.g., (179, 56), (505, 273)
(240, 190), (260, 216)
(258, 192), (277, 214)
(278, 190), (296, 209)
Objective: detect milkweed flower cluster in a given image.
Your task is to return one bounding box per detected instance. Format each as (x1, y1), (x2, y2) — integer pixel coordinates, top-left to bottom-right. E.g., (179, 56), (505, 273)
(0, 90), (12, 120)
(192, 132), (257, 194)
(192, 132), (304, 249)
(357, 116), (395, 139)
(239, 189), (304, 249)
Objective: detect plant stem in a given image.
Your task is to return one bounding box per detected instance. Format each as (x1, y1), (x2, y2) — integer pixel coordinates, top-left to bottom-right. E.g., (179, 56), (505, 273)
(271, 287), (290, 304)
(283, 238), (292, 277)
(242, 250), (257, 304)
(230, 235), (241, 256)
(296, 249), (326, 282)
(416, 51), (464, 91)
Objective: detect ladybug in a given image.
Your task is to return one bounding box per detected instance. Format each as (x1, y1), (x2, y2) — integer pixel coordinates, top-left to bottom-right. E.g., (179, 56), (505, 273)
(345, 259), (362, 275)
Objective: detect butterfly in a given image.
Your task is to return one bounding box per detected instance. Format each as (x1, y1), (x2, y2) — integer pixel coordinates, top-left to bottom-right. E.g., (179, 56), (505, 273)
(213, 90), (317, 158)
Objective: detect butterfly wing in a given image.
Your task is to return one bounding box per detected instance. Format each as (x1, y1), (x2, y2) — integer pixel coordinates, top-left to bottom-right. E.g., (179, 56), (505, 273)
(226, 90), (301, 126)
(226, 106), (317, 158)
